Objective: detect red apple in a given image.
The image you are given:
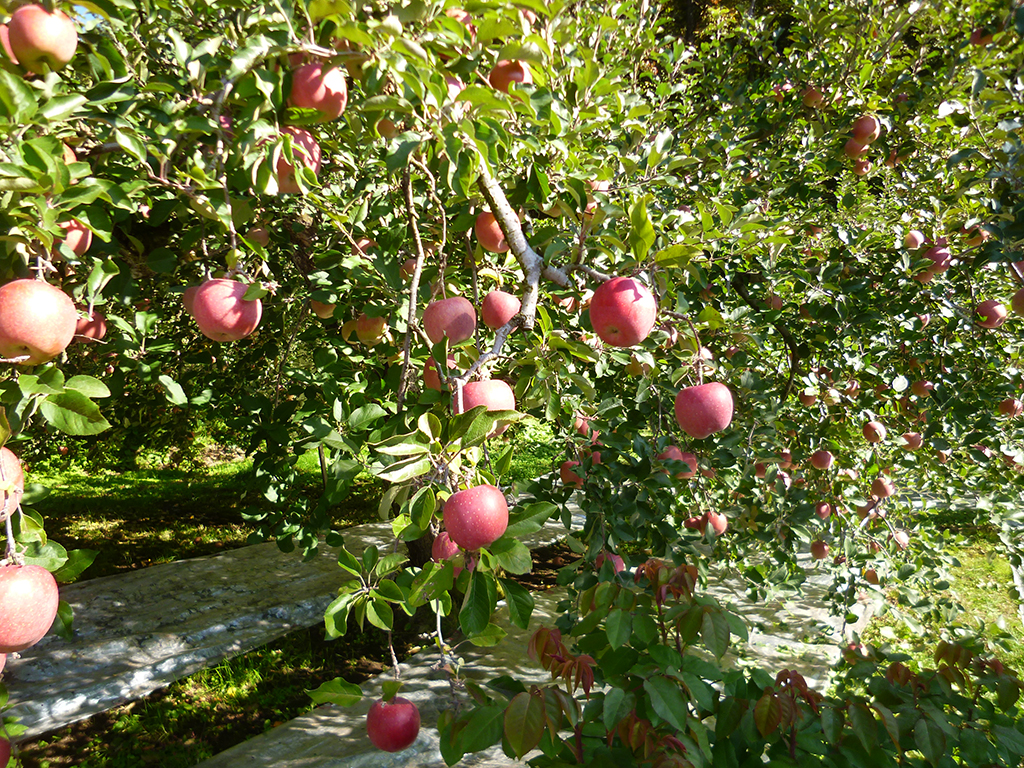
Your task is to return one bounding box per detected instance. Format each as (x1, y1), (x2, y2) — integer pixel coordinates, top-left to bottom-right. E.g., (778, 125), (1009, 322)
(376, 117), (399, 139)
(0, 24), (17, 63)
(489, 59), (532, 93)
(844, 138), (867, 159)
(560, 460), (583, 488)
(74, 311), (106, 341)
(0, 564), (59, 652)
(904, 230), (925, 249)
(0, 279), (77, 365)
(853, 159), (871, 176)
(288, 63), (348, 121)
(969, 27), (993, 46)
(851, 115), (881, 144)
(811, 540), (829, 560)
(922, 245), (952, 272)
(754, 462), (767, 478)
(901, 432), (923, 451)
(356, 313), (387, 346)
(54, 219), (91, 258)
(475, 212), (509, 254)
(798, 392), (817, 406)
(423, 297), (476, 345)
(276, 126), (321, 194)
(766, 292), (783, 310)
(1012, 288), (1024, 316)
(453, 380), (516, 435)
(778, 449), (793, 469)
(964, 226), (990, 248)
(706, 511), (728, 535)
(815, 502), (832, 520)
(863, 421), (886, 443)
(864, 568), (879, 585)
(481, 290), (521, 330)
(657, 446), (697, 479)
(589, 276), (658, 347)
(310, 300), (335, 319)
(802, 86), (824, 108)
(431, 531), (461, 561)
(443, 485), (508, 550)
(871, 476), (895, 498)
(445, 75), (466, 101)
(400, 258), (417, 281)
(366, 696), (420, 752)
(191, 279), (262, 341)
(892, 530), (910, 550)
(595, 551), (625, 573)
(674, 383), (734, 439)
(0, 447), (24, 514)
(424, 354), (457, 391)
(7, 4), (77, 74)
(810, 450), (834, 470)
(976, 299), (1007, 329)
(1000, 398), (1023, 418)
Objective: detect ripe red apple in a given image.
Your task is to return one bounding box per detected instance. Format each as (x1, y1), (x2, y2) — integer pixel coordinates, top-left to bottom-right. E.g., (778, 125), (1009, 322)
(657, 445), (697, 479)
(1012, 288), (1024, 316)
(684, 515), (707, 534)
(0, 24), (17, 63)
(778, 449), (792, 469)
(964, 226), (991, 248)
(54, 219), (92, 258)
(851, 115), (881, 144)
(810, 450), (834, 470)
(288, 63), (348, 121)
(766, 292), (783, 310)
(892, 530), (910, 550)
(366, 696), (420, 752)
(356, 313), (387, 346)
(191, 279), (262, 341)
(276, 126), (321, 194)
(863, 421), (886, 443)
(871, 476), (895, 498)
(1000, 398), (1023, 418)
(969, 27), (993, 46)
(424, 354), (457, 391)
(754, 462), (767, 478)
(7, 4), (78, 74)
(904, 230), (925, 249)
(481, 290), (521, 330)
(475, 212), (509, 254)
(706, 511), (728, 536)
(489, 59), (532, 93)
(922, 245), (952, 272)
(74, 311), (106, 341)
(443, 485), (508, 550)
(675, 383), (734, 439)
(810, 540), (829, 560)
(574, 415), (599, 441)
(0, 564), (59, 652)
(864, 568), (879, 585)
(453, 380), (516, 435)
(901, 432), (923, 451)
(310, 300), (335, 319)
(595, 551), (625, 573)
(802, 86), (824, 107)
(815, 502), (832, 520)
(431, 531), (461, 562)
(0, 447), (25, 514)
(976, 299), (1007, 329)
(798, 392), (817, 407)
(589, 276), (658, 347)
(0, 279), (78, 365)
(853, 159), (871, 176)
(423, 296), (476, 344)
(400, 258), (417, 281)
(844, 138), (867, 159)
(560, 460), (583, 488)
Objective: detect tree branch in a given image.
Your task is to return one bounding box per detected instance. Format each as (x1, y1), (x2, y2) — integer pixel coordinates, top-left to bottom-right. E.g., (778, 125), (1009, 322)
(731, 275), (801, 405)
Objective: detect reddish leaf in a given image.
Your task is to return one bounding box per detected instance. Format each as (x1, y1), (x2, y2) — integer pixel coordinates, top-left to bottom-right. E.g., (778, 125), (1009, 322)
(504, 689), (546, 759)
(754, 691), (782, 737)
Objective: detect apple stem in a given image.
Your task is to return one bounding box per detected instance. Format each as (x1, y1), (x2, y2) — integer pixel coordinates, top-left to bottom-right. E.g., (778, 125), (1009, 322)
(388, 631), (400, 680)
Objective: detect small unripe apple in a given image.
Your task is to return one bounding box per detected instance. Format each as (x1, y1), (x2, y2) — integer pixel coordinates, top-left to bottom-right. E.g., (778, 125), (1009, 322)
(975, 299), (1007, 329)
(810, 540), (829, 560)
(863, 421), (886, 443)
(55, 219), (92, 258)
(366, 696), (420, 752)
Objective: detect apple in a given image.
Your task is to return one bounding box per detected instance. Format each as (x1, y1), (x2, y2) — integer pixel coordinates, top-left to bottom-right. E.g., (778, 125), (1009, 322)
(976, 299), (1007, 329)
(191, 279), (262, 341)
(481, 290), (521, 330)
(560, 460), (583, 488)
(851, 115), (881, 144)
(595, 551), (625, 573)
(1012, 288), (1024, 316)
(844, 138), (867, 159)
(445, 75), (466, 103)
(657, 446), (697, 479)
(802, 86), (824, 107)
(922, 245), (952, 272)
(964, 226), (991, 248)
(443, 485), (508, 550)
(754, 462), (766, 478)
(276, 126), (321, 194)
(74, 310), (107, 341)
(853, 159), (871, 176)
(356, 313), (387, 346)
(489, 59), (532, 93)
(366, 696), (421, 752)
(810, 540), (829, 560)
(584, 179), (610, 215)
(423, 297), (476, 345)
(892, 531), (910, 550)
(0, 447), (25, 514)
(706, 511), (728, 535)
(815, 502), (832, 520)
(310, 300), (335, 319)
(400, 258), (417, 281)
(0, 24), (17, 63)
(904, 230), (925, 249)
(453, 380), (516, 435)
(911, 380), (933, 397)
(588, 276), (658, 347)
(7, 4), (78, 74)
(771, 81), (793, 101)
(683, 515), (707, 534)
(871, 476), (895, 498)
(778, 449), (793, 469)
(475, 212), (509, 254)
(863, 421), (886, 443)
(969, 27), (993, 46)
(424, 354), (457, 391)
(675, 383), (734, 439)
(901, 432), (923, 450)
(0, 564), (59, 652)
(1000, 398), (1023, 417)
(288, 63), (348, 121)
(0, 736), (9, 768)
(574, 416), (599, 442)
(810, 450), (834, 470)
(798, 392), (817, 407)
(864, 568), (879, 585)
(0, 279), (78, 365)
(54, 219), (92, 258)
(246, 226), (270, 247)
(431, 531), (461, 562)
(766, 292), (783, 310)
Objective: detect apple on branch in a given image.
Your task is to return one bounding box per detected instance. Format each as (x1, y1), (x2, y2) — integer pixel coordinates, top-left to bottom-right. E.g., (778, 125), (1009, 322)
(288, 63), (348, 121)
(7, 4), (78, 74)
(276, 126), (321, 194)
(674, 383), (734, 439)
(0, 563), (60, 653)
(443, 485), (509, 550)
(74, 310), (107, 342)
(588, 276), (658, 347)
(475, 211), (509, 254)
(0, 279), (78, 364)
(423, 297), (476, 345)
(366, 696), (420, 752)
(191, 279), (263, 341)
(481, 290), (521, 330)
(453, 380), (516, 435)
(489, 59), (532, 93)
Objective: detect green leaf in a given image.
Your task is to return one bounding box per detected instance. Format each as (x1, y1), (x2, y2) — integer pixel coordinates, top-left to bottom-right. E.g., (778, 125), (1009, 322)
(700, 607), (730, 658)
(372, 456), (431, 483)
(349, 404), (387, 431)
(605, 608), (632, 649)
(0, 69), (37, 122)
(489, 538), (532, 574)
(50, 599), (73, 641)
(38, 391), (111, 436)
(226, 34), (273, 81)
(499, 578), (534, 629)
(158, 375), (188, 406)
(373, 553), (409, 579)
(113, 129), (147, 163)
(643, 676), (688, 733)
(366, 598), (394, 630)
(914, 715), (945, 766)
(64, 375), (111, 399)
(458, 705), (505, 754)
(307, 677), (363, 706)
(629, 196), (656, 261)
(324, 592), (356, 638)
(371, 578), (405, 603)
(50, 549), (98, 583)
(504, 502), (556, 538)
(753, 691), (781, 737)
(467, 622), (507, 647)
(849, 702), (877, 753)
(504, 690), (546, 759)
(460, 571), (496, 636)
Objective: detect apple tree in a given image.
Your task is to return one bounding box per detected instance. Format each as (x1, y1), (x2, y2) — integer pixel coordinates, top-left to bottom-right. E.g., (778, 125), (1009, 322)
(2, 0), (1024, 764)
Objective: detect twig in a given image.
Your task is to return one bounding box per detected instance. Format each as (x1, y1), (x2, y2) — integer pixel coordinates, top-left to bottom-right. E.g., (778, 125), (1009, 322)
(397, 167), (428, 415)
(731, 275), (801, 404)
